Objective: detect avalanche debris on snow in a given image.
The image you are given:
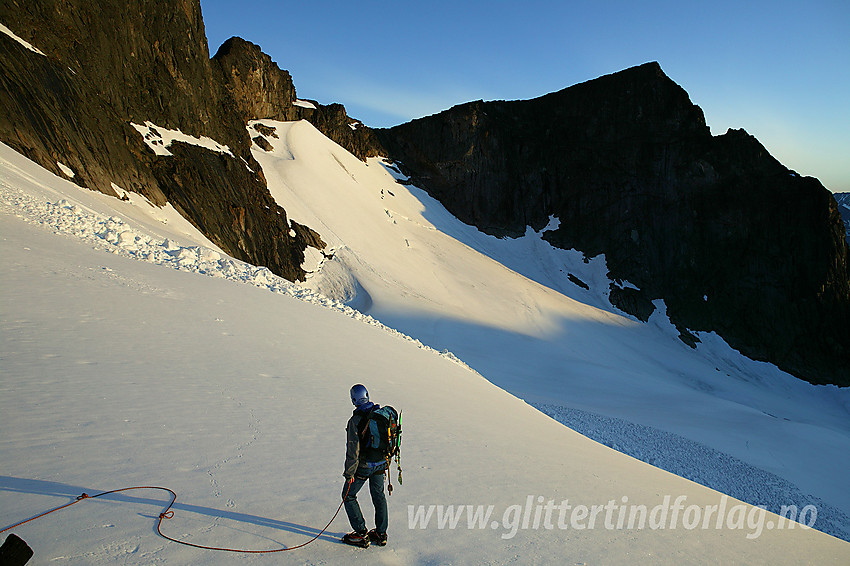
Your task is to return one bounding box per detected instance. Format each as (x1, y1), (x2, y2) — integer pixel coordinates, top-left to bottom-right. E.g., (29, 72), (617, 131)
(0, 176), (473, 373)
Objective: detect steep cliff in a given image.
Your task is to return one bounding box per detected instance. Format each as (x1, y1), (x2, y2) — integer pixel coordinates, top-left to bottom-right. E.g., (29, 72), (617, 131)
(2, 3), (846, 385)
(377, 63), (850, 386)
(210, 36), (384, 160)
(0, 0), (316, 281)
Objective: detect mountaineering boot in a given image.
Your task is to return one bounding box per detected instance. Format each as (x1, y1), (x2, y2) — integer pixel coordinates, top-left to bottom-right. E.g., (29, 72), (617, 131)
(342, 531), (370, 548)
(368, 529), (388, 546)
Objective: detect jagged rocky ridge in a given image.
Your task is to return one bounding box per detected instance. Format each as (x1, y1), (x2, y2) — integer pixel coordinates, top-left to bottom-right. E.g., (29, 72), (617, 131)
(0, 0), (378, 281)
(375, 63), (850, 386)
(1, 2), (847, 386)
(210, 36), (384, 162)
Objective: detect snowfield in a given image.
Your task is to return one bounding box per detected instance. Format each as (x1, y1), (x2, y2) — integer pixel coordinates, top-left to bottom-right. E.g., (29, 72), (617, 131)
(1, 131), (849, 565)
(251, 120), (850, 526)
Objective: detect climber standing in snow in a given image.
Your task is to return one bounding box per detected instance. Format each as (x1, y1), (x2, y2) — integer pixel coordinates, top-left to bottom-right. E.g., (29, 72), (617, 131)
(341, 384), (389, 548)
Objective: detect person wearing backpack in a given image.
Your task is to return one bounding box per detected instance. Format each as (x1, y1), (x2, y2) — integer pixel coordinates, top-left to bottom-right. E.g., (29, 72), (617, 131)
(341, 384), (389, 548)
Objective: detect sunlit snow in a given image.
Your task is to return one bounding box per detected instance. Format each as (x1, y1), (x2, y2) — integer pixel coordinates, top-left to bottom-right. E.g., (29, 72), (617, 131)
(2, 128), (849, 564)
(249, 120), (850, 531)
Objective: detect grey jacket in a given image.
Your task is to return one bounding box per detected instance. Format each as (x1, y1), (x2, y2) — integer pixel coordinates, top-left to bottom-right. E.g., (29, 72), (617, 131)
(343, 413), (364, 479)
(344, 406), (383, 478)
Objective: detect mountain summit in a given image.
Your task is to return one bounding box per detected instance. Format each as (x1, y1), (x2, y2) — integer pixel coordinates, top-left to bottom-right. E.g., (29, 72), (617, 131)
(376, 63), (850, 386)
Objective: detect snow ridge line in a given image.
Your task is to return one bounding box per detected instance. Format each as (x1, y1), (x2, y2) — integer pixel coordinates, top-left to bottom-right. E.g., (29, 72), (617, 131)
(0, 183), (478, 374)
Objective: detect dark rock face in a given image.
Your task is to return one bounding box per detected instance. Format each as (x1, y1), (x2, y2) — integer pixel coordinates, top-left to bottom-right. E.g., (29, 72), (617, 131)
(0, 16), (165, 206)
(3, 2), (846, 385)
(378, 63), (850, 386)
(835, 192), (850, 244)
(151, 143), (319, 281)
(0, 0), (313, 280)
(0, 1), (380, 282)
(212, 36), (298, 123)
(5, 0), (246, 155)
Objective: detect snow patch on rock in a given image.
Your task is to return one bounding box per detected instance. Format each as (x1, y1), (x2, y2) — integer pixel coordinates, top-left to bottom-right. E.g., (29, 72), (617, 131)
(130, 121), (234, 158)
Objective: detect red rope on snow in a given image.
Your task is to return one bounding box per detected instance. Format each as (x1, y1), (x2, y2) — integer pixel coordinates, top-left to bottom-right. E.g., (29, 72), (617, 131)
(2, 480), (353, 554)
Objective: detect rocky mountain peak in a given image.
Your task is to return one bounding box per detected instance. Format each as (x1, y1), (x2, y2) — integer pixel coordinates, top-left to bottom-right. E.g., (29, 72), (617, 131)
(208, 35), (384, 160)
(1, 3), (846, 385)
(212, 36), (298, 122)
(377, 63), (850, 386)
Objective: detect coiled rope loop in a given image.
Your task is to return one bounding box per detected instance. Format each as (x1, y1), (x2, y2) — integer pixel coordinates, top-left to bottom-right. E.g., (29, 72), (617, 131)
(1, 480), (353, 554)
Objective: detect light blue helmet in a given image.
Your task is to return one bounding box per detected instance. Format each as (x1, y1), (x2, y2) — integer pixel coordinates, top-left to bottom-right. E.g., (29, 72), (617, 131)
(350, 384), (369, 406)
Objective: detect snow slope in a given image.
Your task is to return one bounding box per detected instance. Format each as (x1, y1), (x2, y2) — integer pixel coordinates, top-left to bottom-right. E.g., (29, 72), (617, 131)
(250, 120), (850, 532)
(1, 136), (848, 564)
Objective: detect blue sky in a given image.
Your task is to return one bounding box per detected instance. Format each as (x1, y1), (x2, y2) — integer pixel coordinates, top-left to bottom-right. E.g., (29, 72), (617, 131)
(200, 0), (848, 193)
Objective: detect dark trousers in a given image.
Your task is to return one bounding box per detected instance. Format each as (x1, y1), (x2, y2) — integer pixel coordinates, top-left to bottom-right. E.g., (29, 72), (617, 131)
(343, 462), (388, 534)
